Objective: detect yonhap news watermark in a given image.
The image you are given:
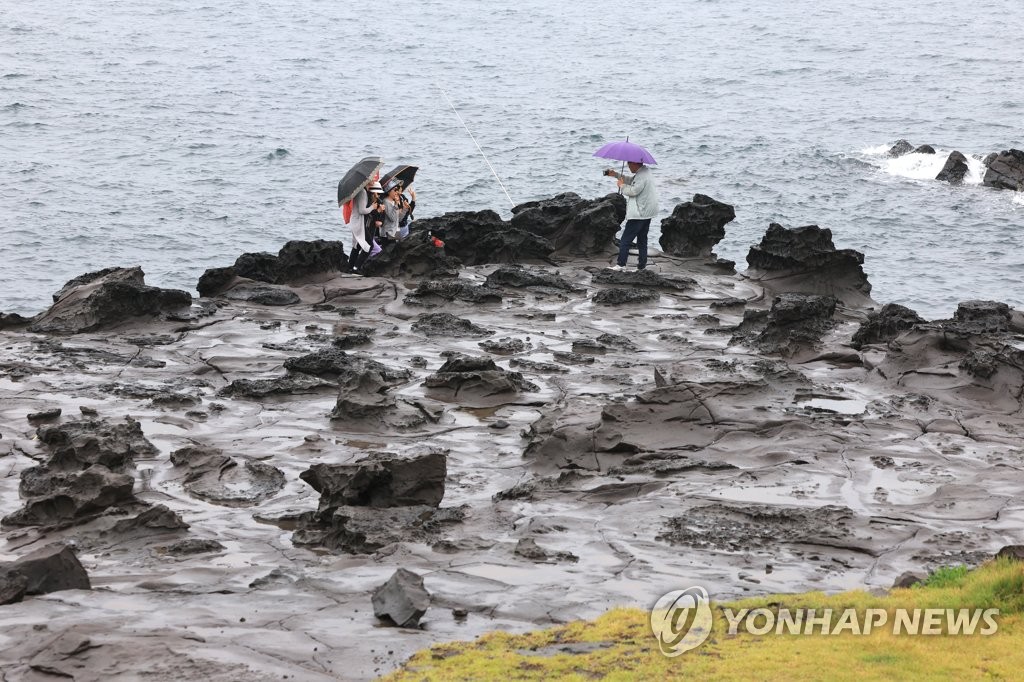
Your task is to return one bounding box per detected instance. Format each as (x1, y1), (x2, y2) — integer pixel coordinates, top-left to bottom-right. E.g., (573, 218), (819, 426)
(650, 586), (999, 657)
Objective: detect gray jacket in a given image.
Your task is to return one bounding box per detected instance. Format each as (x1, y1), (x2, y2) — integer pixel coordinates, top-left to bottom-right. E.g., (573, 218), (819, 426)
(619, 165), (659, 220)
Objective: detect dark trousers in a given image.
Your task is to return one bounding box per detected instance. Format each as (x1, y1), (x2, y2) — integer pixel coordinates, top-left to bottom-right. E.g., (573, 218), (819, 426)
(617, 218), (651, 269)
(348, 221), (375, 272)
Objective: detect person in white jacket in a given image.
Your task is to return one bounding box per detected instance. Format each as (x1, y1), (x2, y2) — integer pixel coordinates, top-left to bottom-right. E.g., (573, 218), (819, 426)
(604, 161), (659, 270)
(347, 181), (383, 272)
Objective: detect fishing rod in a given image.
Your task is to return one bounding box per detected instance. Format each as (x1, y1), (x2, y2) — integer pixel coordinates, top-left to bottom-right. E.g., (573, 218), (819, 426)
(435, 82), (515, 207)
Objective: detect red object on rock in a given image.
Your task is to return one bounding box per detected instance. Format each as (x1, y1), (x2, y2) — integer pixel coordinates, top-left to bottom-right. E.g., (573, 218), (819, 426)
(431, 237), (445, 248)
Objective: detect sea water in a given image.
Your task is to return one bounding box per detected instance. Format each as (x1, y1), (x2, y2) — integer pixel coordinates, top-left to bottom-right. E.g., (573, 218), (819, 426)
(2, 0), (1022, 318)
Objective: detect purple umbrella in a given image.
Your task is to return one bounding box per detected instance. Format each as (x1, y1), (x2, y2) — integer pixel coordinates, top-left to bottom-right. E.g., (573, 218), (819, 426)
(593, 139), (657, 165)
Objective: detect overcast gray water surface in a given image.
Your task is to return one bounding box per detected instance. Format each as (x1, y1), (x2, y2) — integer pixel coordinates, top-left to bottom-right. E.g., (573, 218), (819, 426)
(2, 0), (1022, 318)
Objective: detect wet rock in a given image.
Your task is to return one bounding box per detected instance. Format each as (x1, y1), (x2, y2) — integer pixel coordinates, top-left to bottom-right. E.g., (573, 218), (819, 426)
(285, 348), (411, 386)
(171, 446), (285, 507)
(935, 151), (969, 185)
(415, 210), (555, 265)
(163, 538), (226, 556)
(607, 452), (738, 477)
(300, 450), (447, 510)
(404, 280), (503, 306)
(551, 351), (595, 365)
(196, 266), (237, 297)
(592, 288), (660, 306)
(331, 326), (375, 350)
(514, 538), (579, 564)
(249, 568), (296, 589)
(887, 139), (914, 157)
(508, 358), (570, 374)
(0, 312), (34, 330)
(913, 144), (935, 154)
(217, 374), (335, 398)
(944, 300), (1012, 336)
(745, 223), (871, 304)
(732, 293), (837, 357)
(423, 354), (538, 401)
(995, 545), (1024, 561)
(485, 264), (584, 292)
(0, 545), (90, 600)
(26, 408), (61, 422)
(3, 465), (136, 528)
(294, 505), (467, 554)
(0, 569), (28, 605)
(658, 194), (736, 258)
(111, 504), (189, 533)
(360, 230), (462, 279)
(510, 192), (626, 256)
(892, 571), (926, 588)
(221, 283), (300, 306)
(28, 267), (192, 334)
(595, 333), (637, 351)
(478, 337), (531, 355)
(981, 149), (1024, 191)
(40, 416), (156, 472)
(591, 268), (695, 290)
(372, 568), (430, 628)
(412, 312), (493, 338)
(851, 303), (926, 349)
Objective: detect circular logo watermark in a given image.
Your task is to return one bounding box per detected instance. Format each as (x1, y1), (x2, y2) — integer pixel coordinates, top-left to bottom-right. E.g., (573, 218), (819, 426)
(649, 586), (713, 657)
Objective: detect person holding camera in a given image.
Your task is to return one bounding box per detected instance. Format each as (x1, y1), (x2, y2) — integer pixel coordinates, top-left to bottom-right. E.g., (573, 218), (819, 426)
(379, 179), (408, 243)
(348, 180), (384, 273)
(604, 161), (659, 270)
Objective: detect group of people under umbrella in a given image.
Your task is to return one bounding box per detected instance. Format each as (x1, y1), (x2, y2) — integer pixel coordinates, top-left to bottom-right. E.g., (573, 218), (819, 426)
(336, 138), (658, 274)
(337, 157), (418, 273)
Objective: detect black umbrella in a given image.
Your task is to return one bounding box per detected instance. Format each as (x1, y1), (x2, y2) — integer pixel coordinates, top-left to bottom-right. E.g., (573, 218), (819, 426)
(337, 156), (384, 206)
(379, 165), (418, 192)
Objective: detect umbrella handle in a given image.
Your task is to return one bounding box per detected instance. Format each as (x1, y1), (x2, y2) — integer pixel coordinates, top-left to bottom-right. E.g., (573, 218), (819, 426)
(617, 135), (629, 195)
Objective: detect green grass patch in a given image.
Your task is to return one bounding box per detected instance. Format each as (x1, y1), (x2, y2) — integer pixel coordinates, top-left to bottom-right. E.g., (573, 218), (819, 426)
(382, 559), (1024, 681)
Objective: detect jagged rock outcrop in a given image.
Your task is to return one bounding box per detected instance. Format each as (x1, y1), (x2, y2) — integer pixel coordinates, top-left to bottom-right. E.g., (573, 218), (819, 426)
(197, 240), (349, 296)
(300, 451), (447, 510)
(0, 545), (90, 605)
(403, 280), (503, 306)
(913, 144), (935, 154)
(745, 224), (872, 305)
(731, 293), (838, 357)
(484, 264), (584, 292)
(887, 139), (914, 157)
(423, 354), (538, 404)
(510, 192), (626, 256)
(982, 149), (1024, 191)
(28, 267), (192, 334)
(359, 230), (462, 279)
(412, 312), (493, 338)
(935, 151), (970, 185)
(658, 194), (736, 258)
(372, 568), (431, 628)
(414, 210), (554, 265)
(851, 303), (927, 349)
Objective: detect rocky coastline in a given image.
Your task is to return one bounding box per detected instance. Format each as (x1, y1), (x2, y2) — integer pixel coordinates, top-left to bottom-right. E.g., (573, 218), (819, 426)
(2, 190), (1023, 680)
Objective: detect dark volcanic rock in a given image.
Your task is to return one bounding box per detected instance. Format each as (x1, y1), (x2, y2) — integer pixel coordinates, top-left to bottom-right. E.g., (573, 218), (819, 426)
(27, 408), (61, 422)
(360, 230), (462, 279)
(982, 149), (1024, 191)
(285, 348), (411, 386)
(111, 504), (189, 533)
(36, 417), (157, 472)
(196, 266), (237, 297)
(423, 354), (538, 399)
(415, 210), (554, 265)
(732, 293), (837, 357)
(913, 144), (935, 154)
(293, 505), (466, 554)
(591, 268), (695, 290)
(404, 280), (503, 306)
(935, 151), (969, 185)
(887, 139), (914, 157)
(218, 374), (335, 398)
(0, 545), (90, 599)
(372, 568), (430, 628)
(198, 240), (348, 295)
(745, 223), (871, 303)
(0, 569), (28, 605)
(412, 312), (493, 338)
(851, 303), (926, 349)
(479, 337), (532, 355)
(28, 267), (192, 334)
(945, 300), (1012, 336)
(0, 312), (34, 330)
(592, 288), (660, 306)
(658, 194), (736, 258)
(3, 465), (136, 527)
(892, 571), (926, 589)
(510, 192), (626, 256)
(300, 450), (447, 511)
(514, 538), (578, 564)
(484, 264), (584, 292)
(163, 538), (226, 556)
(222, 283), (300, 306)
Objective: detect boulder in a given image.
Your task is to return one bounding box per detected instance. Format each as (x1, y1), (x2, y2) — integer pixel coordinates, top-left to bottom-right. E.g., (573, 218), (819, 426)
(944, 300), (1012, 336)
(658, 194), (736, 257)
(892, 571), (926, 589)
(982, 149), (1024, 191)
(359, 230), (462, 279)
(510, 192), (626, 256)
(731, 293), (838, 357)
(0, 545), (90, 599)
(996, 545), (1024, 561)
(372, 568), (430, 628)
(592, 288), (660, 306)
(111, 504), (189, 533)
(36, 417), (157, 472)
(484, 264), (583, 292)
(745, 223), (871, 305)
(423, 354), (538, 402)
(0, 569), (28, 605)
(851, 303), (926, 349)
(291, 505), (466, 554)
(887, 139), (914, 157)
(913, 144), (935, 154)
(285, 348), (411, 386)
(300, 450), (447, 511)
(197, 240), (348, 295)
(2, 465), (137, 527)
(412, 312), (493, 338)
(28, 267), (192, 334)
(403, 280), (503, 306)
(935, 151), (970, 185)
(414, 210), (555, 265)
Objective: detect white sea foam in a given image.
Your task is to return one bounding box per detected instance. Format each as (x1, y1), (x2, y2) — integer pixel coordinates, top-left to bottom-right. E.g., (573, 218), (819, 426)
(1013, 192), (1024, 207)
(868, 148), (986, 186)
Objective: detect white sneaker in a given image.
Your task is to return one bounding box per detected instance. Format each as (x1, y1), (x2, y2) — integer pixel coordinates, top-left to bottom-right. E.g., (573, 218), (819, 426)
(606, 264), (626, 271)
